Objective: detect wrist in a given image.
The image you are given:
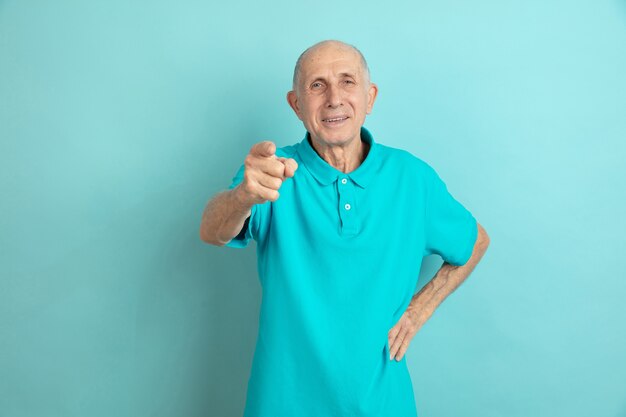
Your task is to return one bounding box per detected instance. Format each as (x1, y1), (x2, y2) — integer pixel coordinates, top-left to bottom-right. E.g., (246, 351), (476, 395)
(408, 292), (429, 312)
(231, 184), (254, 215)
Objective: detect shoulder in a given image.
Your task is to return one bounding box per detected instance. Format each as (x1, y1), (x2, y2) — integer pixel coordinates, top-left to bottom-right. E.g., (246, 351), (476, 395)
(375, 142), (437, 178)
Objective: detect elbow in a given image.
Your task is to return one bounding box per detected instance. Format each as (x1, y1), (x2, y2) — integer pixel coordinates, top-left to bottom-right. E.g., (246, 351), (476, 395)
(199, 227), (226, 247)
(476, 222), (490, 249)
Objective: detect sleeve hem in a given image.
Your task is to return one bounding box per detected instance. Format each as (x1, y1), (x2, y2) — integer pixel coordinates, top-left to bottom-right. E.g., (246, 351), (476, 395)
(224, 204), (257, 248)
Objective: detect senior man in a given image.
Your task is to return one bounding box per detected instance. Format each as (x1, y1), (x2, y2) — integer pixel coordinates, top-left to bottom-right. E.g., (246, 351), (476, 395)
(200, 39), (490, 417)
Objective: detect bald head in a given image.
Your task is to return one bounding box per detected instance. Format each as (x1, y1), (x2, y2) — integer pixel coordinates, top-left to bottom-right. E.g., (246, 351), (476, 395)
(291, 40), (371, 93)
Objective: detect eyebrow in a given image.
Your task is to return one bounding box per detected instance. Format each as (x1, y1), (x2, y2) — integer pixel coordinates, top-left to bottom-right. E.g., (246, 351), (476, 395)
(308, 72), (357, 83)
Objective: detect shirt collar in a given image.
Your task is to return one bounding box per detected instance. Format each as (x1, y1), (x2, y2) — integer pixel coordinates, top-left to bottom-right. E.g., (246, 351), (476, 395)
(296, 126), (379, 188)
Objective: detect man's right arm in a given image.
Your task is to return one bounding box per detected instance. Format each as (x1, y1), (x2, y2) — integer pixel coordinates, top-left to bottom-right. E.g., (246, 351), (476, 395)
(199, 184), (254, 246)
(198, 140), (298, 246)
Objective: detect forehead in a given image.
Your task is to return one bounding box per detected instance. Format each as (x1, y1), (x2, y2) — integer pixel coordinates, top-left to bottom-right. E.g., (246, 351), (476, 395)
(300, 47), (363, 80)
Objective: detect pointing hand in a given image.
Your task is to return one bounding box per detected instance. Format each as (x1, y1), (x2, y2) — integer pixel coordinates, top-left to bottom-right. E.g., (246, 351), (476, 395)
(236, 141), (298, 206)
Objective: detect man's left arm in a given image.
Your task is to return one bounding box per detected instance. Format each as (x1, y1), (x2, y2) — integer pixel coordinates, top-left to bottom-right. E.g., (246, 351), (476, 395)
(388, 221), (490, 361)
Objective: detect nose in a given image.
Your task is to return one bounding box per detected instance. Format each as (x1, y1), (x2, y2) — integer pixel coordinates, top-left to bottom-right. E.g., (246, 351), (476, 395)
(326, 83), (342, 108)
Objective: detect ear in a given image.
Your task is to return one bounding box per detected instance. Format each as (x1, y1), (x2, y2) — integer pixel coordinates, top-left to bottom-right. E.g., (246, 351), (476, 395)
(366, 82), (378, 115)
(287, 90), (303, 121)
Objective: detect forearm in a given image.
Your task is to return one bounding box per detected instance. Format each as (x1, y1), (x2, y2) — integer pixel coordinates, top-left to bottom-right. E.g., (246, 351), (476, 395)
(199, 185), (253, 245)
(408, 224), (489, 320)
(407, 262), (470, 321)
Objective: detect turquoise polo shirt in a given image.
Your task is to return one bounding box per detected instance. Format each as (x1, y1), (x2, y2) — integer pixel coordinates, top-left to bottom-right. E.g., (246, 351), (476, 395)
(225, 126), (477, 417)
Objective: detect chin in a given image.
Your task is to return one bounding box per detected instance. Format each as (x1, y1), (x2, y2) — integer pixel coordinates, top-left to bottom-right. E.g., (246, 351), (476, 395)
(324, 127), (359, 142)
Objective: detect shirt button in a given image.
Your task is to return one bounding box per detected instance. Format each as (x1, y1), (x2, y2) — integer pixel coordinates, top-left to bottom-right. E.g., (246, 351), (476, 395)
(341, 178), (347, 184)
(344, 203), (351, 210)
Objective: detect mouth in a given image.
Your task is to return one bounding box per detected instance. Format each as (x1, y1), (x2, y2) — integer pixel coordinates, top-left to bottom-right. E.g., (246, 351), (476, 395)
(322, 116), (349, 125)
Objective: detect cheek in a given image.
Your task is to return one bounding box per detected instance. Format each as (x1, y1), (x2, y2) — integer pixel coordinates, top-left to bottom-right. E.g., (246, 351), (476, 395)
(300, 106), (318, 125)
(303, 102), (321, 119)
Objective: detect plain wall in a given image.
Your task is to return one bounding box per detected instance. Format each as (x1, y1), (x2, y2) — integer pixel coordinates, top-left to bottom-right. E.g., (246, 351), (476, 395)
(1, 0), (625, 416)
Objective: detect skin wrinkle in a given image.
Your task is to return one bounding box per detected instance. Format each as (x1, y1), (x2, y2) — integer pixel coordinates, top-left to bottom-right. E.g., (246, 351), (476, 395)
(292, 40), (370, 92)
(287, 40), (378, 174)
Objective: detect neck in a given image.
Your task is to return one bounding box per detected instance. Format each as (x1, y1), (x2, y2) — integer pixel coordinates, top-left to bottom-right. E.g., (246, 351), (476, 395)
(309, 133), (369, 173)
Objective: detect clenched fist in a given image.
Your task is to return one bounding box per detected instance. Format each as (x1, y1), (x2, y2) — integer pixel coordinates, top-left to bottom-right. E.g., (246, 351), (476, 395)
(235, 141), (298, 206)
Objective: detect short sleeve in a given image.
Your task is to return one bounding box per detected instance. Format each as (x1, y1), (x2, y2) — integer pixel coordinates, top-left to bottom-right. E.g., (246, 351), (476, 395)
(423, 168), (478, 266)
(224, 163), (259, 248)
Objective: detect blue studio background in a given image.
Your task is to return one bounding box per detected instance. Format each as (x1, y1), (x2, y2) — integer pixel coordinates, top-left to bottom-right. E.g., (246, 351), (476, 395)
(1, 1), (625, 416)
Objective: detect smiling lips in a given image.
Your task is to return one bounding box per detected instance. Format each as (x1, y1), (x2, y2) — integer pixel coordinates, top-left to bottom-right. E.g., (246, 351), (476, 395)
(322, 116), (349, 124)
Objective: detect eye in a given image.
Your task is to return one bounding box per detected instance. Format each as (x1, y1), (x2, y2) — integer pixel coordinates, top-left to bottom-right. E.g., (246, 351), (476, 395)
(311, 82), (323, 89)
(343, 79), (355, 85)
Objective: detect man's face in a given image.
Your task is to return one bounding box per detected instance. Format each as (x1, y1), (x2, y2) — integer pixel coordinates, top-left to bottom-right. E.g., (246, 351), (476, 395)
(287, 45), (378, 148)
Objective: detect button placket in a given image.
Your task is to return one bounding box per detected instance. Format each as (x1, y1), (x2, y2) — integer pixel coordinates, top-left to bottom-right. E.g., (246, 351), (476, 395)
(337, 175), (359, 235)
